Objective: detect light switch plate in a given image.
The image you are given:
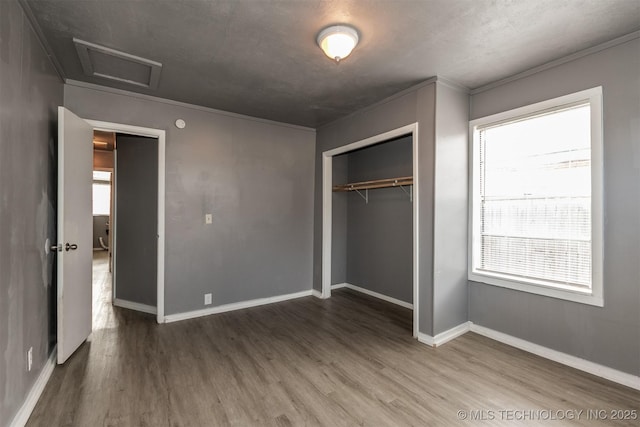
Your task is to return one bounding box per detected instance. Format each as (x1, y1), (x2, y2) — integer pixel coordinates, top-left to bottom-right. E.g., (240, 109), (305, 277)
(205, 214), (212, 224)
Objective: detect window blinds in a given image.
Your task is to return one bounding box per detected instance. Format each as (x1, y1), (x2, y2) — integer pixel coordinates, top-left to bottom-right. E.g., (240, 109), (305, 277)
(477, 103), (592, 289)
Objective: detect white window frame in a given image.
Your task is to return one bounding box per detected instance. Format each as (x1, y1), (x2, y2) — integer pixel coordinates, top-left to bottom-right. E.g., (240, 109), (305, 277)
(468, 87), (603, 307)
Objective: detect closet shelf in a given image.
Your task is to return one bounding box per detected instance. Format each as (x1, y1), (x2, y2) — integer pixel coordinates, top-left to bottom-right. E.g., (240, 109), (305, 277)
(332, 176), (413, 192)
(333, 176), (413, 204)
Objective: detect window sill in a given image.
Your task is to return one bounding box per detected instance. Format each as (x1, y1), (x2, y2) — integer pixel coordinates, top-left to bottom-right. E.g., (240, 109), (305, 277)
(468, 270), (603, 307)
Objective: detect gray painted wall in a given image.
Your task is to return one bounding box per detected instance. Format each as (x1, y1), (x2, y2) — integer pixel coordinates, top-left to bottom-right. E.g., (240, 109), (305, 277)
(469, 38), (640, 375)
(346, 137), (413, 303)
(114, 135), (158, 307)
(64, 83), (316, 315)
(0, 0), (62, 425)
(432, 83), (469, 334)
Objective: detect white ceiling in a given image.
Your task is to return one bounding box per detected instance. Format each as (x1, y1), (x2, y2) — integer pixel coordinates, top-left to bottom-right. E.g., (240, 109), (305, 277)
(24, 0), (640, 127)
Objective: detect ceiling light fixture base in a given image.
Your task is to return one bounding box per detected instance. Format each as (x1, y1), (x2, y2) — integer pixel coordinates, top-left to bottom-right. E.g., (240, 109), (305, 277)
(317, 24), (359, 63)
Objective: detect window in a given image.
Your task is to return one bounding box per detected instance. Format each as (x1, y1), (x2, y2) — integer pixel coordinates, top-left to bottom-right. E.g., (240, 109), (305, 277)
(469, 87), (603, 306)
(93, 171), (111, 216)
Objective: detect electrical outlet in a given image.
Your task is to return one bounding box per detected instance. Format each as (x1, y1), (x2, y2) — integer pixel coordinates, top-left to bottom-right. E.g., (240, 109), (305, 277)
(27, 347), (33, 372)
(205, 214), (213, 224)
(204, 293), (212, 305)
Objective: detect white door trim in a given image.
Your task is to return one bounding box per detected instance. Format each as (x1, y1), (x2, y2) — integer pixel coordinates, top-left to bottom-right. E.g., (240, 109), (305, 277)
(86, 120), (166, 324)
(321, 123), (419, 338)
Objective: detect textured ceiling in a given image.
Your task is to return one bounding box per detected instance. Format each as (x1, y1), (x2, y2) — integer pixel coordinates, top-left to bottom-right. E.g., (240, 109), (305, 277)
(24, 0), (640, 127)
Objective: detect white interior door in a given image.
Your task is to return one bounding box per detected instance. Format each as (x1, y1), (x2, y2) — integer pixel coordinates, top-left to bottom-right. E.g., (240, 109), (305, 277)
(56, 106), (93, 364)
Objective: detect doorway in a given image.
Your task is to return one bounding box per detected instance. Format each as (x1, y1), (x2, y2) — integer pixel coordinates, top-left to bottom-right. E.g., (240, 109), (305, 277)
(91, 132), (159, 321)
(92, 130), (114, 274)
(322, 123), (419, 337)
(91, 142), (114, 329)
(87, 120), (166, 324)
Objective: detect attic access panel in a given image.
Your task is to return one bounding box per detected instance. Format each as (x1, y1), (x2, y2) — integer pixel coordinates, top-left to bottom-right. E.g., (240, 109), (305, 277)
(74, 38), (161, 89)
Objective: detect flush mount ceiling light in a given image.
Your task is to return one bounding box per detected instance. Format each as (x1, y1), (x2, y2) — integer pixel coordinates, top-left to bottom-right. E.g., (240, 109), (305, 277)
(317, 25), (359, 63)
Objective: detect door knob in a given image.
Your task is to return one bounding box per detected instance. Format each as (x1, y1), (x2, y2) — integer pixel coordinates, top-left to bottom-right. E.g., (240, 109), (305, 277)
(65, 243), (78, 251)
(50, 244), (63, 252)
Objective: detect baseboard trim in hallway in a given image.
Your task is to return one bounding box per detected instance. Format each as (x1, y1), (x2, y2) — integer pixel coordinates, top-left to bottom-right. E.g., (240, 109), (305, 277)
(163, 289), (314, 323)
(113, 298), (157, 315)
(10, 345), (57, 427)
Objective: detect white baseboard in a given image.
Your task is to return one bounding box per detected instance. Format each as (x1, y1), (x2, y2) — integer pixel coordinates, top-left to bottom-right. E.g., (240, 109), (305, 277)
(164, 290), (314, 323)
(113, 298), (157, 315)
(312, 289), (323, 299)
(10, 345), (57, 427)
(417, 321), (471, 347)
(417, 332), (435, 346)
(469, 323), (640, 391)
(435, 322), (472, 346)
(331, 283), (413, 310)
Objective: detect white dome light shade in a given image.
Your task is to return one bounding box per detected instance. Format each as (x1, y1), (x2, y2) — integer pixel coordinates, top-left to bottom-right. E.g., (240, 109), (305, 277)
(317, 25), (359, 62)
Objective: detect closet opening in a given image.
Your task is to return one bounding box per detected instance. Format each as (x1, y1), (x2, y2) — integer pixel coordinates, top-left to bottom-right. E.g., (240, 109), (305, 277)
(322, 123), (419, 337)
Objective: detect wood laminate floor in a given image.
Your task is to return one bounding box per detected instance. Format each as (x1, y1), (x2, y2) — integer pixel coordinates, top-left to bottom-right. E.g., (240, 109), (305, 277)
(27, 253), (639, 426)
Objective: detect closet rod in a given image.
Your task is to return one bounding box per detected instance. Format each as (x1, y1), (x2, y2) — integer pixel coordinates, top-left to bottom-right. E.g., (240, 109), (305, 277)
(332, 176), (413, 192)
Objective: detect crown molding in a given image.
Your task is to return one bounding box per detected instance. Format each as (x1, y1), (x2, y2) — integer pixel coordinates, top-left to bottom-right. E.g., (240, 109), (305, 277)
(65, 79), (316, 133)
(471, 30), (640, 95)
(17, 0), (65, 82)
